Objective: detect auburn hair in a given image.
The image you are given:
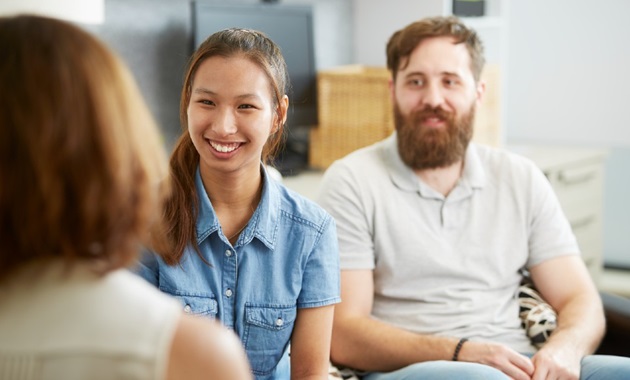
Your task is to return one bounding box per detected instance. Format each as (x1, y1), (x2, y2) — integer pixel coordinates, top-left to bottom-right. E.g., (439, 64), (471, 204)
(0, 15), (170, 279)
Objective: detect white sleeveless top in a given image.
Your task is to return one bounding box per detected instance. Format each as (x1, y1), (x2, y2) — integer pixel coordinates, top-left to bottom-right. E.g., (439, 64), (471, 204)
(0, 262), (181, 380)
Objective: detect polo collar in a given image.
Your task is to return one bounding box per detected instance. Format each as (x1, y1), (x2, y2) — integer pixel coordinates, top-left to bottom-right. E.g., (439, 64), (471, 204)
(385, 132), (487, 199)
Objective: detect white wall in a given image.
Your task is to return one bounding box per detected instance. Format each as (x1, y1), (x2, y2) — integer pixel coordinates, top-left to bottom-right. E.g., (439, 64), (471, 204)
(352, 0), (443, 66)
(505, 0), (630, 267)
(505, 0), (630, 145)
(284, 0), (353, 70)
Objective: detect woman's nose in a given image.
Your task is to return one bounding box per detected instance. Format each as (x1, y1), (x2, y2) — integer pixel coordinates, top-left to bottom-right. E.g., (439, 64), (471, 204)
(213, 108), (238, 135)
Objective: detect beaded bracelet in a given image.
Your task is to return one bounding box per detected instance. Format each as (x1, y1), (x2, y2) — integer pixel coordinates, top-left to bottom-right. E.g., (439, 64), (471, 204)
(452, 338), (469, 361)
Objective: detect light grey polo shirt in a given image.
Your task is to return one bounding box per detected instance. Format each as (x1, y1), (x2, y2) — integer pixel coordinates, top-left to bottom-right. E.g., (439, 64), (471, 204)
(317, 133), (579, 353)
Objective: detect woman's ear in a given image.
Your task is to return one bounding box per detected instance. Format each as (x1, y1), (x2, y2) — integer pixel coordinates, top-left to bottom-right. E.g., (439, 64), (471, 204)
(273, 95), (289, 133)
(388, 77), (396, 104)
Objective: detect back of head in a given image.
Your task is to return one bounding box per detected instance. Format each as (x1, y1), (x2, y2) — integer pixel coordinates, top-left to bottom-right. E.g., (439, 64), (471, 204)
(0, 15), (169, 279)
(386, 16), (485, 81)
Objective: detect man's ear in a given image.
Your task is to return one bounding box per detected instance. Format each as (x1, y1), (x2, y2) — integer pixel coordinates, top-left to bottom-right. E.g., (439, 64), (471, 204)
(475, 79), (486, 107)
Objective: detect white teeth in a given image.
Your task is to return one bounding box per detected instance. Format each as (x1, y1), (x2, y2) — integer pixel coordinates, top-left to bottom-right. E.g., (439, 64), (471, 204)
(210, 141), (239, 153)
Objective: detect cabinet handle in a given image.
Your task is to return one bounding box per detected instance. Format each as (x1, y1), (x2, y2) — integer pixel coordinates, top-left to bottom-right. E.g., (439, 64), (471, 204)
(570, 215), (595, 230)
(558, 168), (597, 185)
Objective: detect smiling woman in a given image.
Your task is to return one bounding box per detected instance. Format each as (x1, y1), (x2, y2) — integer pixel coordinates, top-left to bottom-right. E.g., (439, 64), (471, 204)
(133, 28), (341, 380)
(187, 54), (284, 182)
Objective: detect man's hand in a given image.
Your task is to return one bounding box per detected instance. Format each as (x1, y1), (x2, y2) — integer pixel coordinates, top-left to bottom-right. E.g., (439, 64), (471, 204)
(530, 344), (580, 380)
(459, 340), (535, 380)
(528, 256), (605, 380)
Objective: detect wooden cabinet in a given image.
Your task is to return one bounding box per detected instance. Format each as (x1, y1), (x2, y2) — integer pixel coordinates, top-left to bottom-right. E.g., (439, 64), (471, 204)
(509, 146), (607, 284)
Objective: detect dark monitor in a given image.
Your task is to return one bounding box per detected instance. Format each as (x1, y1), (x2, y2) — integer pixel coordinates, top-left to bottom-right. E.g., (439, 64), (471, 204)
(192, 3), (318, 174)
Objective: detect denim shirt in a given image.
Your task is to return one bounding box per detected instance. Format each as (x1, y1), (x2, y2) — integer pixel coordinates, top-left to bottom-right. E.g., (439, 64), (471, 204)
(135, 165), (340, 379)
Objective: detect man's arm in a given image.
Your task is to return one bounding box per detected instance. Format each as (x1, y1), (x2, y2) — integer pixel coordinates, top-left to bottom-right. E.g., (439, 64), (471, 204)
(529, 255), (605, 379)
(331, 269), (535, 379)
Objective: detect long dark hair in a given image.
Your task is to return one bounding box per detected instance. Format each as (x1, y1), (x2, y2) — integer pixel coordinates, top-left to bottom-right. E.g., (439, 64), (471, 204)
(158, 28), (290, 264)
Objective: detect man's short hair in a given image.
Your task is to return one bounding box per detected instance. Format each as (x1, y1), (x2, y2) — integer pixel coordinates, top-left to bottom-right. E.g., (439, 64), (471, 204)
(386, 16), (485, 81)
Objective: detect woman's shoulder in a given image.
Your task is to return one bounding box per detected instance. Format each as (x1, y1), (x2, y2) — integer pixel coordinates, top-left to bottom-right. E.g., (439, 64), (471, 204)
(270, 178), (333, 228)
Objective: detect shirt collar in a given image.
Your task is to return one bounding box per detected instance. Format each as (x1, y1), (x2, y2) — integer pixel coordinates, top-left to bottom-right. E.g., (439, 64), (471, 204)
(385, 132), (487, 198)
(194, 164), (279, 250)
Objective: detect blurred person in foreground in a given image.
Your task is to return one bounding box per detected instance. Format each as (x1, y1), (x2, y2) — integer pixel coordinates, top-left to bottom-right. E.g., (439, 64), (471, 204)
(317, 15), (630, 380)
(0, 14), (251, 380)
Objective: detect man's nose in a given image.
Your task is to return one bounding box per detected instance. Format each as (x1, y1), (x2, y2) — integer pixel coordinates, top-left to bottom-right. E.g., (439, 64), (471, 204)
(422, 82), (445, 108)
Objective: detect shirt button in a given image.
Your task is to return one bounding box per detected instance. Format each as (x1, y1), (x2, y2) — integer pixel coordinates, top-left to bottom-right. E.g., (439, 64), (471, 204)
(275, 318), (284, 327)
(225, 249), (232, 257)
(225, 288), (233, 297)
(183, 305), (192, 313)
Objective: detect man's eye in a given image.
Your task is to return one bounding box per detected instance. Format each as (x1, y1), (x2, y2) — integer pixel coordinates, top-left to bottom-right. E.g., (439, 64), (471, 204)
(409, 79), (424, 86)
(444, 78), (458, 86)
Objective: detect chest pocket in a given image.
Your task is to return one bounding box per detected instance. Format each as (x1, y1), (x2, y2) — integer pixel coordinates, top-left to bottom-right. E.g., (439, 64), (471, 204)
(162, 289), (218, 318)
(244, 304), (297, 376)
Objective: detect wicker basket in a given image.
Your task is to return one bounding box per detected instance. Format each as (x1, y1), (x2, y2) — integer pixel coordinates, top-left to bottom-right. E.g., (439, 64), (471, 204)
(309, 65), (394, 169)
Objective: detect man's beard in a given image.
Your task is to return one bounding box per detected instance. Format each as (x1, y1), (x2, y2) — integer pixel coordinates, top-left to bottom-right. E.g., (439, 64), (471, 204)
(395, 102), (475, 170)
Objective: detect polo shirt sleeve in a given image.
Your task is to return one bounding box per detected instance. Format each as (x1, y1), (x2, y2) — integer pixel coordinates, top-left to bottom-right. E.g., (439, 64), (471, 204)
(317, 160), (376, 270)
(526, 163), (580, 268)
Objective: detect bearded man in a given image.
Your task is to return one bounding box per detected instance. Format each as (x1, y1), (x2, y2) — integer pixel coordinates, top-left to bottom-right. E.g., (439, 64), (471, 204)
(317, 16), (630, 380)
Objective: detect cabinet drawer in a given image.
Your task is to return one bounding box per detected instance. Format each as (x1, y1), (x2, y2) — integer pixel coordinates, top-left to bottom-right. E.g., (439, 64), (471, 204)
(546, 163), (603, 224)
(546, 162), (603, 209)
(513, 146), (607, 284)
(573, 217), (601, 262)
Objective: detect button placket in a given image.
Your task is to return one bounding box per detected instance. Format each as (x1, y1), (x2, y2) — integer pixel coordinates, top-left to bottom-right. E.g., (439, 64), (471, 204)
(221, 243), (238, 328)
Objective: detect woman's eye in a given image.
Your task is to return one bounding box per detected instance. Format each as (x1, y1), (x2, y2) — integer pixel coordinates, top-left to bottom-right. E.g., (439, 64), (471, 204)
(238, 104), (255, 109)
(200, 100), (214, 105)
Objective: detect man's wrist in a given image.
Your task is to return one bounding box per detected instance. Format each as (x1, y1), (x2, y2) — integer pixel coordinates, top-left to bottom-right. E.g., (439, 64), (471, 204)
(452, 338), (469, 361)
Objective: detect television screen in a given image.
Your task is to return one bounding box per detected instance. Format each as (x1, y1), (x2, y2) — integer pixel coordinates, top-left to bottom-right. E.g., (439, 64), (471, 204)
(192, 1), (318, 131)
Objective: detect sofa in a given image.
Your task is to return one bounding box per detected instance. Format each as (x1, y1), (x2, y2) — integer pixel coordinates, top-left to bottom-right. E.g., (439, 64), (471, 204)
(597, 291), (630, 357)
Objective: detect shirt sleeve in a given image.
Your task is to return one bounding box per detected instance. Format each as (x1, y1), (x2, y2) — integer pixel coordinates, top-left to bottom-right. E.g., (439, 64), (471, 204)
(296, 213), (341, 308)
(317, 160), (376, 270)
(130, 248), (160, 287)
(526, 163), (580, 267)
